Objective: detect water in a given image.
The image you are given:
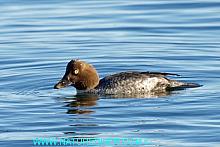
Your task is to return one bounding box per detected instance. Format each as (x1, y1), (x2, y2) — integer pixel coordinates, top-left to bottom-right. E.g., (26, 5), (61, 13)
(0, 0), (220, 146)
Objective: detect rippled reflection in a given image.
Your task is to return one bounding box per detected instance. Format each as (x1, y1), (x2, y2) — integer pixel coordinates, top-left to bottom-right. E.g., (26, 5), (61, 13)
(65, 94), (98, 115)
(61, 94), (100, 136)
(99, 90), (173, 98)
(63, 90), (173, 112)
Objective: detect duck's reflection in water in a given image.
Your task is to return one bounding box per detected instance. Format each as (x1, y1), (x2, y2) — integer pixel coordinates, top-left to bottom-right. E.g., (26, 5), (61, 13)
(64, 90), (173, 115)
(65, 93), (99, 115)
(63, 94), (99, 136)
(62, 91), (176, 137)
(101, 90), (172, 98)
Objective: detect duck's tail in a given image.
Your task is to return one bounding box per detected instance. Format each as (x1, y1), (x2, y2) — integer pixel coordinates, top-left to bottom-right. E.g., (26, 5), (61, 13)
(169, 80), (202, 90)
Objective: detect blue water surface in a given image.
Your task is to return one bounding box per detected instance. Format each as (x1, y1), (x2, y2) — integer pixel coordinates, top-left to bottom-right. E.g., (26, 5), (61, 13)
(0, 0), (220, 146)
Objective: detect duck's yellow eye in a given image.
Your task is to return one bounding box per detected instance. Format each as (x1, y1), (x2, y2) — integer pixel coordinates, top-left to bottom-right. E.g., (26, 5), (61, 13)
(73, 69), (79, 75)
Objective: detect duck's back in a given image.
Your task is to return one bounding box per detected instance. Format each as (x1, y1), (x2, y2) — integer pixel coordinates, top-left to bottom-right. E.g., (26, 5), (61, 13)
(95, 72), (175, 94)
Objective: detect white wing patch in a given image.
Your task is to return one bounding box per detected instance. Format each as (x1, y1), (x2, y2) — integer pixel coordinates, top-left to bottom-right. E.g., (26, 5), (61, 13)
(142, 77), (162, 91)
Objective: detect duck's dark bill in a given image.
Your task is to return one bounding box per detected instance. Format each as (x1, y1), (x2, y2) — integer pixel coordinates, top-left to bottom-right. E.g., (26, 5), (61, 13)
(54, 80), (71, 89)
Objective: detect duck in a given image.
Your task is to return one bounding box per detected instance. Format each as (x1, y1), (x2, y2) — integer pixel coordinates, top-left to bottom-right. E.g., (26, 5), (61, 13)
(54, 59), (201, 96)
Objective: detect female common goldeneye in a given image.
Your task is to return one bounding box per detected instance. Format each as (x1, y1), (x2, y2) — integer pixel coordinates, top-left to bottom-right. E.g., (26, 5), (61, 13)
(54, 59), (200, 95)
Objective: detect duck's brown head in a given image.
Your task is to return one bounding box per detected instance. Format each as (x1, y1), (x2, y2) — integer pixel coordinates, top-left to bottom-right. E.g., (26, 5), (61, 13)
(54, 59), (99, 90)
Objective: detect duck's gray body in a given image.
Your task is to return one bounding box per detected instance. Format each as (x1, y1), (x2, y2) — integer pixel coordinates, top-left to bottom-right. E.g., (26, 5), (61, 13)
(78, 71), (198, 95)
